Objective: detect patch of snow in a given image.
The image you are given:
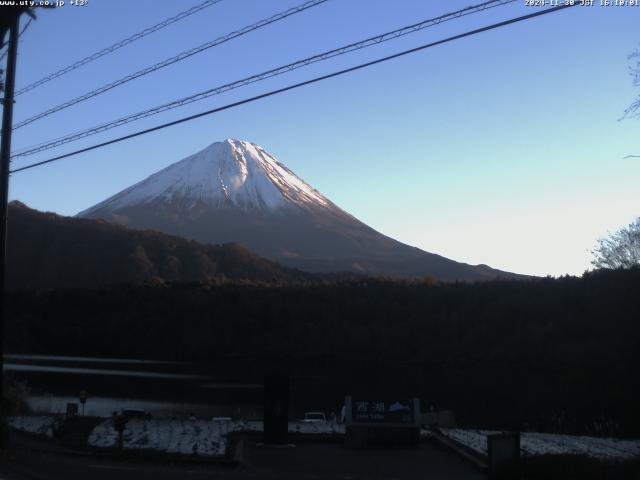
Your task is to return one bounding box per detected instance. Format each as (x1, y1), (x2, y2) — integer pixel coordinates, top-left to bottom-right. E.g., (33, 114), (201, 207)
(288, 421), (345, 435)
(8, 416), (61, 438)
(88, 418), (227, 456)
(88, 419), (119, 448)
(88, 418), (346, 457)
(521, 432), (640, 461)
(440, 428), (640, 462)
(441, 429), (496, 456)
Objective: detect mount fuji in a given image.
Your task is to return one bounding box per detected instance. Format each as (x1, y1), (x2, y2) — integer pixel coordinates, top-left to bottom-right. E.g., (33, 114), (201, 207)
(78, 138), (520, 281)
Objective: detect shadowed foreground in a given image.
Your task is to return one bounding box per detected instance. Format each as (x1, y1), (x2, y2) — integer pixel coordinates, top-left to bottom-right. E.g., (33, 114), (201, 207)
(0, 441), (484, 480)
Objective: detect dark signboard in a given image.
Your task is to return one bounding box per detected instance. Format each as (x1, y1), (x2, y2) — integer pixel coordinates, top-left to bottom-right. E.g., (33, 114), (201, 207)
(349, 398), (418, 425)
(66, 402), (79, 416)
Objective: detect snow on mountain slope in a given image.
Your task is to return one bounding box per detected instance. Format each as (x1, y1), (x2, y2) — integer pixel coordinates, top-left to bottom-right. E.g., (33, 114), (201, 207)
(79, 139), (330, 216)
(78, 138), (524, 281)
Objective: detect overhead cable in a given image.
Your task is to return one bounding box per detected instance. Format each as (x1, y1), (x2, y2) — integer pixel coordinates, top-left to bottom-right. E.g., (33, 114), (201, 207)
(12, 0), (329, 129)
(10, 4), (578, 174)
(14, 0), (225, 96)
(12, 0), (516, 158)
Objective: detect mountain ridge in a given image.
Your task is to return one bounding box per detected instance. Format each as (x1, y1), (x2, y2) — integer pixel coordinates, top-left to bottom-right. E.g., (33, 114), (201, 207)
(6, 201), (319, 290)
(78, 138), (526, 282)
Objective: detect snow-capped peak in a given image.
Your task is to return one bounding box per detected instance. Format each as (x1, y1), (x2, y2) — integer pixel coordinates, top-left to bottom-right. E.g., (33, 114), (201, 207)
(79, 138), (332, 214)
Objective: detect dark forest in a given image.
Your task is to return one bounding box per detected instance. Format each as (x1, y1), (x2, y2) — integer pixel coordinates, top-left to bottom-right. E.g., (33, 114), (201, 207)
(5, 267), (639, 436)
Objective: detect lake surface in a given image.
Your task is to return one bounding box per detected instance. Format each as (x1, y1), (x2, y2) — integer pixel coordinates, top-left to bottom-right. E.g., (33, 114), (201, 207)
(4, 354), (264, 419)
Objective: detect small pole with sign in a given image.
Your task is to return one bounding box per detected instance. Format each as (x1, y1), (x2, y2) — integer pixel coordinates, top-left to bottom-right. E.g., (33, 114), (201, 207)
(79, 390), (87, 416)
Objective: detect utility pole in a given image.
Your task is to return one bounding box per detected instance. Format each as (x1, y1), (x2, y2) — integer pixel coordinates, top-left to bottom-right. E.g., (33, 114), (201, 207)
(0, 13), (21, 438)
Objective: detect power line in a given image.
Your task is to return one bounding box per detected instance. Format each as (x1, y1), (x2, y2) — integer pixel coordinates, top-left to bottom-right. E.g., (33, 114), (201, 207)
(13, 0), (514, 157)
(12, 0), (517, 159)
(10, 4), (577, 175)
(14, 0), (224, 96)
(0, 18), (32, 63)
(12, 0), (328, 130)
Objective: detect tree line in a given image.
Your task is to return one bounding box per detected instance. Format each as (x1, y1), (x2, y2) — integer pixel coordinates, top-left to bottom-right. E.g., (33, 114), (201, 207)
(5, 268), (640, 435)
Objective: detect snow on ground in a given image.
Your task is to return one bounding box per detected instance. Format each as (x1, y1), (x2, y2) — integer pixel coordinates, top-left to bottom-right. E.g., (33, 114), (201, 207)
(289, 421), (345, 435)
(440, 428), (640, 462)
(15, 415), (636, 462)
(7, 416), (61, 438)
(88, 419), (345, 457)
(88, 419), (118, 448)
(441, 429), (496, 456)
(11, 414), (638, 463)
(89, 418), (228, 456)
(521, 432), (640, 461)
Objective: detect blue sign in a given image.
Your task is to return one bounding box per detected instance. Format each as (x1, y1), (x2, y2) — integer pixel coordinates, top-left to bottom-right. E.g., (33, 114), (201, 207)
(350, 398), (416, 424)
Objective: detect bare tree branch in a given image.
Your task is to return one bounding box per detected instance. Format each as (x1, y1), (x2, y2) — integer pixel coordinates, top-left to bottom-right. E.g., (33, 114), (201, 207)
(621, 46), (640, 120)
(591, 217), (640, 269)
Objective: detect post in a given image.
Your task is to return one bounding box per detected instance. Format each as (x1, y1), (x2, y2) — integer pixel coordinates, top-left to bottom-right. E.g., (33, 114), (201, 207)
(79, 390), (87, 416)
(487, 432), (521, 479)
(0, 14), (20, 438)
(263, 372), (289, 444)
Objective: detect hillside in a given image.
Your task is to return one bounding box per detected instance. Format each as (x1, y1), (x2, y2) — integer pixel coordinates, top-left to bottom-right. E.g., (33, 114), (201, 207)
(6, 201), (313, 289)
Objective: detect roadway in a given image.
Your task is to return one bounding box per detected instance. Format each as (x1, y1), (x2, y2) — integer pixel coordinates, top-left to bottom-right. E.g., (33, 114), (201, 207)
(0, 441), (485, 480)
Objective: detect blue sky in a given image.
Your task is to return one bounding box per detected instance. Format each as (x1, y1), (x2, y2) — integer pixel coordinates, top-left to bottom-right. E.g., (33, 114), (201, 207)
(5, 0), (640, 277)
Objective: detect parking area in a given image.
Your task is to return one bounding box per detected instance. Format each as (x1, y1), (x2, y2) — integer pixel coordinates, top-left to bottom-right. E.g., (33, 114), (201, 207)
(250, 441), (485, 480)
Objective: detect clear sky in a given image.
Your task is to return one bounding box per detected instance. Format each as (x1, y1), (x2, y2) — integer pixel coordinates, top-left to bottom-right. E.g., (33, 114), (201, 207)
(4, 0), (639, 277)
